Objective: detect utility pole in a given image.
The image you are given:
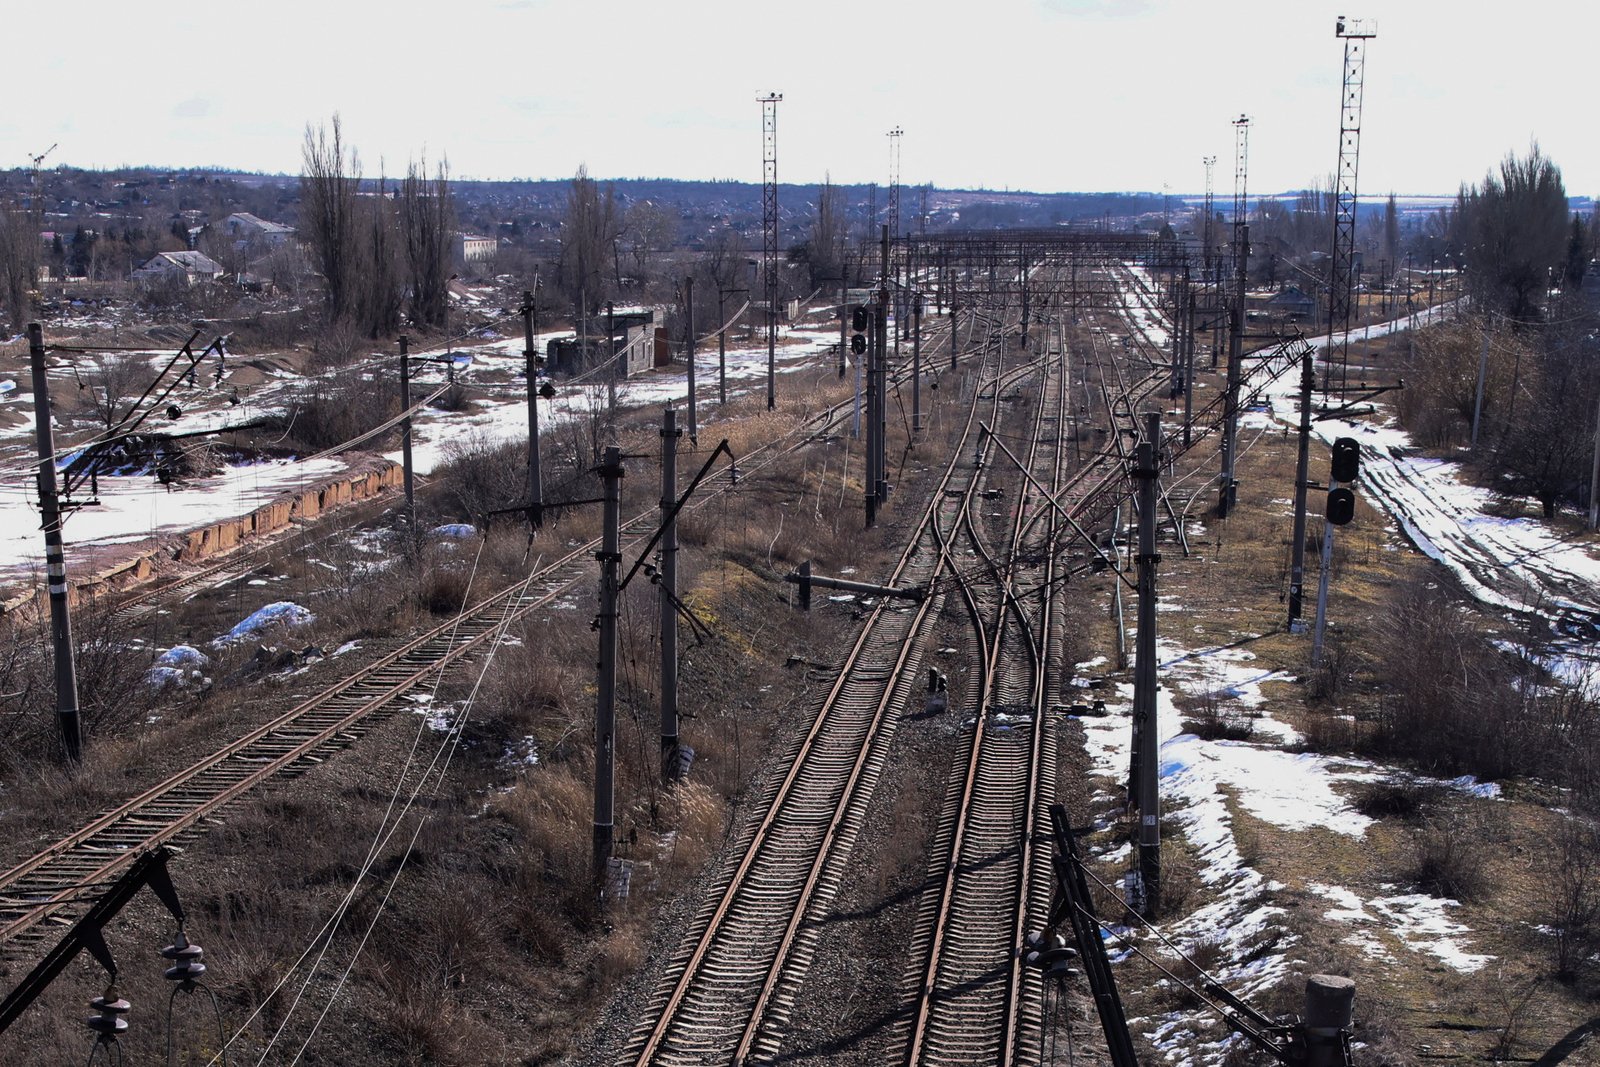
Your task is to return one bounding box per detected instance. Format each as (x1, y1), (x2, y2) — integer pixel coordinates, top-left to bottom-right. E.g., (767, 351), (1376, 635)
(838, 275), (848, 379)
(684, 277), (697, 442)
(1589, 392), (1600, 530)
(593, 446), (623, 883)
(912, 293), (923, 433)
(27, 324), (81, 763)
(1170, 271), (1186, 398)
(1182, 287), (1197, 448)
(1310, 477), (1340, 670)
(659, 408), (682, 780)
(1132, 411), (1161, 915)
(865, 297), (880, 525)
(717, 286), (745, 405)
(866, 225), (891, 525)
(1470, 329), (1489, 448)
(760, 92), (782, 411)
(1287, 344), (1316, 627)
(606, 300), (617, 426)
(1218, 253), (1245, 516)
(398, 335), (415, 528)
(522, 290), (543, 527)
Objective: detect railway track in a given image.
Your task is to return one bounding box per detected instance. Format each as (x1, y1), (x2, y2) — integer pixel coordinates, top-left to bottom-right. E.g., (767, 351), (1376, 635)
(894, 286), (1177, 1064)
(625, 322), (1034, 1066)
(0, 337), (956, 966)
(899, 325), (1065, 1065)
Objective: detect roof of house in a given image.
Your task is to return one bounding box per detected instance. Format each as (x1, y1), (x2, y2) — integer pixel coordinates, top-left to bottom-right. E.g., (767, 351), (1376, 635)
(226, 212), (294, 235)
(137, 250), (224, 274)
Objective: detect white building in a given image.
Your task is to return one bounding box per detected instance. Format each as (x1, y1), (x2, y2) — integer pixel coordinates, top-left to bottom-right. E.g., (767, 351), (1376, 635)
(222, 213), (295, 245)
(132, 251), (225, 286)
(454, 232), (497, 265)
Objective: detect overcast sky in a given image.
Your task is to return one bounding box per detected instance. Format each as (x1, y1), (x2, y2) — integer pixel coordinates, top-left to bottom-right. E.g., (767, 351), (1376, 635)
(6, 0), (1593, 198)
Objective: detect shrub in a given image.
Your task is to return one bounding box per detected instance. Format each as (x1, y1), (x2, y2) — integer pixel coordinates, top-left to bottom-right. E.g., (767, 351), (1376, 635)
(1410, 810), (1492, 902)
(1178, 686), (1256, 741)
(1352, 780), (1442, 821)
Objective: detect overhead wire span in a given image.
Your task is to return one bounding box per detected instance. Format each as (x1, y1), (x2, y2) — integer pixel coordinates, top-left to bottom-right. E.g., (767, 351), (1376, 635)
(211, 538), (505, 1066)
(285, 558), (530, 1065)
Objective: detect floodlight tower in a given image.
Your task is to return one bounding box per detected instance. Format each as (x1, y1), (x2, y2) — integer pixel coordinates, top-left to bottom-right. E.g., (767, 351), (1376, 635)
(760, 91), (783, 410)
(1325, 16), (1377, 394)
(1219, 115), (1251, 516)
(1231, 115), (1250, 238)
(887, 127), (903, 240)
(1202, 156), (1217, 271)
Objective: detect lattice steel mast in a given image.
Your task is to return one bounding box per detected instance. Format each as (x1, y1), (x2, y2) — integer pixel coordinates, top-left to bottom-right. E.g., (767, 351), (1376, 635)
(1325, 17), (1376, 394)
(760, 91), (782, 410)
(887, 126), (903, 241)
(1219, 115), (1251, 516)
(1202, 156), (1216, 272)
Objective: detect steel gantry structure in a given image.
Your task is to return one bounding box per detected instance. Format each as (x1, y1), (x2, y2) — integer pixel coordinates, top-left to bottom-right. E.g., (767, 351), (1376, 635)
(1325, 16), (1377, 394)
(904, 229), (1191, 322)
(759, 91), (782, 410)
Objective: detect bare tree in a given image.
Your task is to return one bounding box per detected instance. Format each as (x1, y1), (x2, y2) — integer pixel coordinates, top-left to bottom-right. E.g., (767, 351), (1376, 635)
(557, 165), (620, 313)
(1459, 143), (1568, 320)
(301, 116), (361, 324)
(402, 155), (455, 330)
(82, 355), (143, 429)
(0, 206), (38, 330)
(358, 172), (404, 338)
(806, 175), (846, 288)
(1383, 193), (1401, 278)
(1542, 815), (1600, 981)
(624, 200), (676, 278)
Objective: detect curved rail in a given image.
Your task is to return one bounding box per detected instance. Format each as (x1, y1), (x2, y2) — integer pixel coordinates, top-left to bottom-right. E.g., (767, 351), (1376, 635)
(627, 320), (1032, 1066)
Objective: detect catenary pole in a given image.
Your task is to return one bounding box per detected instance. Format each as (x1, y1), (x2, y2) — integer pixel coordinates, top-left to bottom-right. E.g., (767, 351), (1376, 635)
(912, 292), (923, 432)
(28, 324), (81, 763)
(1287, 344), (1316, 626)
(684, 277), (697, 442)
(659, 408), (681, 779)
(1311, 475), (1341, 668)
(398, 335), (415, 527)
(522, 290), (543, 526)
(594, 446), (623, 883)
(1133, 412), (1162, 915)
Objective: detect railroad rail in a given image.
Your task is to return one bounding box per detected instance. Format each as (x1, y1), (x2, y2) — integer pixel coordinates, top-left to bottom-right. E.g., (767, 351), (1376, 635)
(898, 271), (1173, 1064)
(0, 331), (957, 966)
(626, 320), (1033, 1065)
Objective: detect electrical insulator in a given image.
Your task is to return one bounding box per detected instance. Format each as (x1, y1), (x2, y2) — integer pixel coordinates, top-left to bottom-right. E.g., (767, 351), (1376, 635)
(86, 987), (130, 1039)
(161, 929), (206, 985)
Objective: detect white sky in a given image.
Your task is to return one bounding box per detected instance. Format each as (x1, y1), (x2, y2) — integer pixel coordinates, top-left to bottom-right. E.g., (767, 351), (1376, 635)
(6, 0), (1595, 198)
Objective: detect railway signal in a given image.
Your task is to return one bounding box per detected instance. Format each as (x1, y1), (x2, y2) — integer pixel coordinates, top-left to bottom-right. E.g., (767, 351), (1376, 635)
(1330, 435), (1360, 482)
(1312, 437), (1361, 666)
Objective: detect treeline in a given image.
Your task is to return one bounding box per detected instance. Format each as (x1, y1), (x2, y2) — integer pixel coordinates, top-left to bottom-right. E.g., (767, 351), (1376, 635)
(1397, 145), (1598, 519)
(299, 116), (455, 339)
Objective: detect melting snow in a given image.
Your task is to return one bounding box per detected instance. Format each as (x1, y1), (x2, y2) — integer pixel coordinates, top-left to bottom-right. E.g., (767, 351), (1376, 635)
(213, 601), (314, 646)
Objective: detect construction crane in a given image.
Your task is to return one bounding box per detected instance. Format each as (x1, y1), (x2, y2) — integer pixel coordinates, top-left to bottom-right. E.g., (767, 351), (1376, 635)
(28, 143), (58, 186)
